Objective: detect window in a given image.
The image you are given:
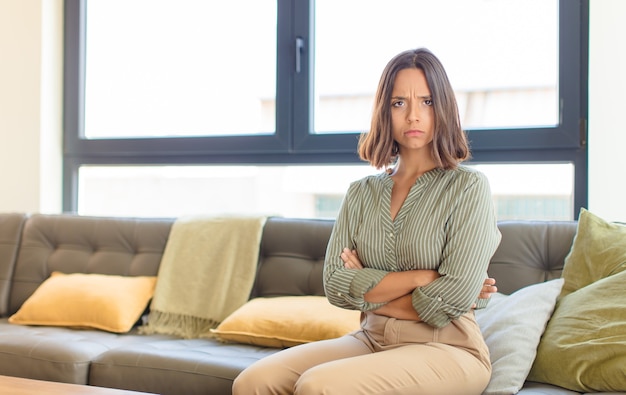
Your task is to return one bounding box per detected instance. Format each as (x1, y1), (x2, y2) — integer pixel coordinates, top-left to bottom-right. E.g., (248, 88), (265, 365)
(83, 0), (277, 138)
(64, 0), (588, 219)
(313, 0), (559, 133)
(77, 163), (573, 220)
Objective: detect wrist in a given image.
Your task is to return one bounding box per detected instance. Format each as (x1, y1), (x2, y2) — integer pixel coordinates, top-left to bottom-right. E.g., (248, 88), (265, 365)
(413, 269), (439, 288)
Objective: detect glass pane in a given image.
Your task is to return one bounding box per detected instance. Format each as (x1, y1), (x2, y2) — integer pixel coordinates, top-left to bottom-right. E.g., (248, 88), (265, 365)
(78, 165), (378, 218)
(78, 163), (573, 220)
(471, 163), (573, 221)
(314, 0), (558, 133)
(84, 0), (277, 139)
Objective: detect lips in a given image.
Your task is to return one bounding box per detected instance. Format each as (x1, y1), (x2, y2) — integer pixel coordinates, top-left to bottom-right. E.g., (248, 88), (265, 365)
(404, 129), (425, 136)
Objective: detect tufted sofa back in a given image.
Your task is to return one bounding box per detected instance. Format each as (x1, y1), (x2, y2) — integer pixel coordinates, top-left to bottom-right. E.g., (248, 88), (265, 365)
(488, 220), (577, 294)
(1, 213), (580, 317)
(252, 217), (334, 298)
(0, 213), (27, 316)
(7, 214), (173, 315)
(4, 215), (334, 317)
(253, 218), (579, 297)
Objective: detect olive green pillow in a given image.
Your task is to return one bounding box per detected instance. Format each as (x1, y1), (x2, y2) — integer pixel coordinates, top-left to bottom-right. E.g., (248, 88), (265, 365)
(528, 209), (626, 392)
(559, 209), (626, 297)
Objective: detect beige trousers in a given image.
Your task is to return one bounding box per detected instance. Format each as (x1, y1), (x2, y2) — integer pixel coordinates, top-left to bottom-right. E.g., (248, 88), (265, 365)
(232, 311), (491, 395)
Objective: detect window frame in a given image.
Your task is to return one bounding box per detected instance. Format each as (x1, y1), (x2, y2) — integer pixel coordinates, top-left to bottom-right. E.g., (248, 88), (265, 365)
(63, 0), (589, 216)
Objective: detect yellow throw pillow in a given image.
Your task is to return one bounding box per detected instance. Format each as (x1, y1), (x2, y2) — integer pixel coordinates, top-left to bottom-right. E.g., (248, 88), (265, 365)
(9, 272), (157, 333)
(528, 209), (626, 392)
(211, 296), (361, 348)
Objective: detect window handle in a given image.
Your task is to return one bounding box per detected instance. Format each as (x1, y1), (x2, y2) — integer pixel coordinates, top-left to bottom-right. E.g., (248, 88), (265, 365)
(295, 37), (304, 73)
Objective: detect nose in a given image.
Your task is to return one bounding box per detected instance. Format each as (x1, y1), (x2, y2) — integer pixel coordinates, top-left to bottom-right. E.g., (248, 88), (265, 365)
(407, 101), (421, 123)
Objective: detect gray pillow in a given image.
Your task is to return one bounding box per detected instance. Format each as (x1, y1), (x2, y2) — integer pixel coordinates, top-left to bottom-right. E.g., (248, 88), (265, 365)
(475, 278), (564, 395)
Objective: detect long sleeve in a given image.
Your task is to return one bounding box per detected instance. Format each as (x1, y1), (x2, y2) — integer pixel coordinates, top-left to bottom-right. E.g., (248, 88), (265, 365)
(411, 171), (501, 328)
(323, 167), (501, 327)
(323, 181), (388, 311)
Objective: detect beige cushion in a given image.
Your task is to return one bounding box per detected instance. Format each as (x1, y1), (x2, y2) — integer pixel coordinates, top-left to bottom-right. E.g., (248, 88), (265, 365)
(211, 296), (361, 348)
(9, 272), (157, 333)
(528, 209), (626, 392)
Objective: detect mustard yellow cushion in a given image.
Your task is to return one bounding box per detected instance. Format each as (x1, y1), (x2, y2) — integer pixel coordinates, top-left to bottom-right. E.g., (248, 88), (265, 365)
(9, 272), (157, 333)
(211, 296), (361, 348)
(528, 209), (626, 392)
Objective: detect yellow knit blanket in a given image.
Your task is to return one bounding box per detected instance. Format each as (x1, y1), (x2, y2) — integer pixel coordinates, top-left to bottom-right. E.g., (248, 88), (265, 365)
(140, 215), (266, 338)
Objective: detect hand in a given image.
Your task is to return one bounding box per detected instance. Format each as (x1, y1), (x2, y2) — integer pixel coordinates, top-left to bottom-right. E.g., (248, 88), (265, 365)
(471, 277), (497, 309)
(479, 277), (497, 299)
(341, 248), (363, 269)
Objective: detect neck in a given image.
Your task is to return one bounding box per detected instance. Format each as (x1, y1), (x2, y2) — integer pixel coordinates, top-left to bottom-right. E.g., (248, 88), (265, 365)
(391, 155), (437, 181)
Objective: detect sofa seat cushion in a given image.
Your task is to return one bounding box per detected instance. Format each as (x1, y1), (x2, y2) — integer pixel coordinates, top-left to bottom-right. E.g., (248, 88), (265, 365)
(89, 339), (280, 395)
(517, 382), (581, 394)
(0, 318), (176, 384)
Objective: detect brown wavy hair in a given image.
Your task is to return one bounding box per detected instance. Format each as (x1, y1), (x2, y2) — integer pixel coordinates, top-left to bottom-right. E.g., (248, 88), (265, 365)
(358, 48), (470, 170)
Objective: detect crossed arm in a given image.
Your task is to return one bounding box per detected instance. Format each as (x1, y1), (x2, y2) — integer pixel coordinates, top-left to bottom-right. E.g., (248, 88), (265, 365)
(340, 248), (497, 321)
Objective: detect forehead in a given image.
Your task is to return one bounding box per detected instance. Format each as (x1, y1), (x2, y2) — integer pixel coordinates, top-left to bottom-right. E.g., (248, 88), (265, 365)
(392, 68), (430, 95)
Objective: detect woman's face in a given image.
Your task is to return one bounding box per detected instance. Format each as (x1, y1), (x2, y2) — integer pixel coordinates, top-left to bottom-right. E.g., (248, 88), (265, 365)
(390, 68), (435, 155)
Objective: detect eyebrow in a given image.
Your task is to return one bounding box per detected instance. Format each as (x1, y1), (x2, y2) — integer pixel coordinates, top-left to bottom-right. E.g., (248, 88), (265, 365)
(391, 95), (432, 100)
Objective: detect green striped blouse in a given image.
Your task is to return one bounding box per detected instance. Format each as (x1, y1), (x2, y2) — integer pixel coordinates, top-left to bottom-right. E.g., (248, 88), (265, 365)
(323, 165), (502, 328)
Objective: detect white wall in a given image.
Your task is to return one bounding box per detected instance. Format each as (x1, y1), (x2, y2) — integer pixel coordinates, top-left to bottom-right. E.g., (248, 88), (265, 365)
(588, 0), (626, 221)
(0, 0), (623, 220)
(0, 0), (63, 214)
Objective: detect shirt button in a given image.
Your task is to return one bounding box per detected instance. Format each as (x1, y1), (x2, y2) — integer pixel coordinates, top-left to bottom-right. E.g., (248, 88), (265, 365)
(437, 297), (443, 301)
(337, 292), (343, 297)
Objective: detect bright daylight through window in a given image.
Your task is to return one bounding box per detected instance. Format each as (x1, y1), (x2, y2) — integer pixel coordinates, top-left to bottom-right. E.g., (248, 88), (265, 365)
(65, 0), (584, 220)
(84, 0), (557, 139)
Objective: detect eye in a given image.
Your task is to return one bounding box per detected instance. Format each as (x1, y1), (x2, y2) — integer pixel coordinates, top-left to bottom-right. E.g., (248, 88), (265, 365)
(392, 100), (405, 108)
(424, 98), (433, 106)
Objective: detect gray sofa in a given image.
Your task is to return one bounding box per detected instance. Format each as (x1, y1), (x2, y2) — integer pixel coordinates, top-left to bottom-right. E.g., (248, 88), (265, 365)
(0, 212), (621, 395)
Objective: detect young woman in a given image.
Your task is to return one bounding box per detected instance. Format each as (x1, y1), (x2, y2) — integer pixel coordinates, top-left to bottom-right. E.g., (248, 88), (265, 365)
(233, 48), (501, 395)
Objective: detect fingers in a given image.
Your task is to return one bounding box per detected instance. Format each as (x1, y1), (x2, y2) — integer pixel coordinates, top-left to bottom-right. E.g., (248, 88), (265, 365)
(477, 279), (498, 299)
(483, 284), (498, 293)
(480, 278), (497, 298)
(341, 248), (363, 269)
(483, 277), (496, 286)
(478, 285), (498, 299)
